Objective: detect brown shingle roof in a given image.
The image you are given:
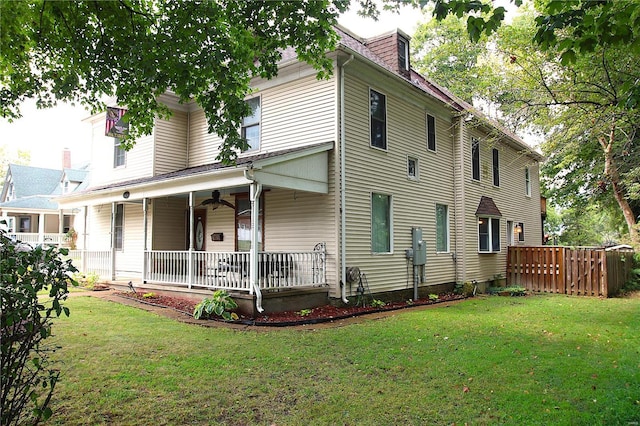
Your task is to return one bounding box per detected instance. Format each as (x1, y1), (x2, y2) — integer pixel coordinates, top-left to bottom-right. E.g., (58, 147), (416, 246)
(475, 196), (502, 217)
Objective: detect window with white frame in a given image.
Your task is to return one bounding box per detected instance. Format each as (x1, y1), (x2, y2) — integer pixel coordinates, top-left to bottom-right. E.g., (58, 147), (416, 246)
(113, 138), (126, 168)
(397, 36), (409, 71)
(436, 204), (449, 252)
(492, 147), (500, 187)
(114, 204), (124, 250)
(516, 222), (525, 242)
(427, 113), (436, 151)
(407, 156), (418, 180)
(371, 193), (392, 253)
(472, 137), (480, 181)
(525, 166), (531, 196)
(241, 97), (261, 151)
(478, 216), (500, 252)
(507, 220), (515, 246)
(370, 89), (387, 149)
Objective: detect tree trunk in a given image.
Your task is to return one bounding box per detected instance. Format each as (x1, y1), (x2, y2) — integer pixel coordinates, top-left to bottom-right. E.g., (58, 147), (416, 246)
(599, 125), (639, 246)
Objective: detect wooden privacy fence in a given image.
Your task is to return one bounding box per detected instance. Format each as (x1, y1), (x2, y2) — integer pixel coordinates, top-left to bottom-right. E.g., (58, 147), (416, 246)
(506, 246), (635, 297)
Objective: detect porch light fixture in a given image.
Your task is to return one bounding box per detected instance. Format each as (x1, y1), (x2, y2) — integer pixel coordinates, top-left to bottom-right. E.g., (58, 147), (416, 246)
(515, 224), (522, 233)
(123, 191), (130, 199)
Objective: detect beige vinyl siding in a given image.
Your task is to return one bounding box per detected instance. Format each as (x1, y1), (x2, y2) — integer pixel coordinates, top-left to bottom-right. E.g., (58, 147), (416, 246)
(86, 205), (112, 250)
(462, 128), (542, 283)
(154, 111), (188, 175)
(151, 197), (188, 250)
(188, 72), (337, 167)
(113, 203), (144, 274)
(342, 67), (457, 296)
(203, 198), (236, 252)
(88, 118), (154, 187)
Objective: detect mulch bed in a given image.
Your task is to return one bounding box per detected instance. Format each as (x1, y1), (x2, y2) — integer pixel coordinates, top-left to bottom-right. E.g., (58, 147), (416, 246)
(114, 291), (467, 327)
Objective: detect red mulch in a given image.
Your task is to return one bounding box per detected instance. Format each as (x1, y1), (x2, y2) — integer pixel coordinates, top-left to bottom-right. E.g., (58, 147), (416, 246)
(114, 291), (466, 326)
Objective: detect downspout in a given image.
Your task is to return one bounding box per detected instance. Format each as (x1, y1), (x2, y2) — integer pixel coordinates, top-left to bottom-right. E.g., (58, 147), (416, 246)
(244, 169), (264, 313)
(340, 54), (354, 304)
(456, 115), (466, 283)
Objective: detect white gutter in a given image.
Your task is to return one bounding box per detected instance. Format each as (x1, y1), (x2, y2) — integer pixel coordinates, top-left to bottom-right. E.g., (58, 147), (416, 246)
(340, 54), (354, 304)
(244, 169), (264, 313)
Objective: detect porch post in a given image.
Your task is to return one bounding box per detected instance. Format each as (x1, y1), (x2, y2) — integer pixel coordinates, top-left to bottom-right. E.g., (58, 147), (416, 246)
(58, 210), (64, 235)
(188, 192), (194, 289)
(82, 206), (88, 272)
(142, 198), (148, 284)
(110, 202), (116, 281)
(249, 182), (263, 310)
(38, 212), (45, 244)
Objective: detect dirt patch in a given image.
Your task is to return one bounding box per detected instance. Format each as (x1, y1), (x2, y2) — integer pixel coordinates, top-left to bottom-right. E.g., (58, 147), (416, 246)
(112, 291), (467, 327)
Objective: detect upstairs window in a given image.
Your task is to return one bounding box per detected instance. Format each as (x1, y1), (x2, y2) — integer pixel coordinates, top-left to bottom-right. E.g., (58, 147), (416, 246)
(492, 148), (500, 187)
(113, 139), (126, 168)
(397, 36), (409, 71)
(427, 114), (436, 151)
(370, 89), (387, 150)
(478, 216), (500, 253)
(241, 97), (261, 151)
(471, 138), (480, 181)
(371, 193), (392, 253)
(525, 167), (531, 196)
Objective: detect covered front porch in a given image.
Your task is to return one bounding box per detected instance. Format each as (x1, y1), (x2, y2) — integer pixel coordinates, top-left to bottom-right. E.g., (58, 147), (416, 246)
(59, 143), (336, 313)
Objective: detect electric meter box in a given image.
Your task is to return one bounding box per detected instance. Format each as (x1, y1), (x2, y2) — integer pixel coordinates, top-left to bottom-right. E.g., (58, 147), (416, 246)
(412, 227), (426, 266)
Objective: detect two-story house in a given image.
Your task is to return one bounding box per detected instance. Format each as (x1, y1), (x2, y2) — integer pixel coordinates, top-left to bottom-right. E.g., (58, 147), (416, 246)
(1, 149), (89, 246)
(57, 26), (543, 314)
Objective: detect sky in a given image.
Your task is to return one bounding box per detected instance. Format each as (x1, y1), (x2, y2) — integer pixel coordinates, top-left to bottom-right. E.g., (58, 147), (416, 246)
(0, 1), (514, 170)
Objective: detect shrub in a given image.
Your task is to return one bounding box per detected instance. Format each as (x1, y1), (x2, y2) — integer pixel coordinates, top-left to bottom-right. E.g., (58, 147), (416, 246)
(1, 230), (77, 425)
(193, 290), (239, 321)
(371, 299), (385, 308)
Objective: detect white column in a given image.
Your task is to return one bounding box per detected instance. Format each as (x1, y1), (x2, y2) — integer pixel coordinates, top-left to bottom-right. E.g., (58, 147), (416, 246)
(38, 213), (45, 244)
(110, 203), (116, 281)
(188, 192), (194, 289)
(142, 198), (148, 283)
(249, 182), (263, 312)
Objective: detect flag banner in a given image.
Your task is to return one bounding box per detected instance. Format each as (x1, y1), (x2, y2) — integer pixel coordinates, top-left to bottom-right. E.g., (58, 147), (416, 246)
(105, 107), (128, 138)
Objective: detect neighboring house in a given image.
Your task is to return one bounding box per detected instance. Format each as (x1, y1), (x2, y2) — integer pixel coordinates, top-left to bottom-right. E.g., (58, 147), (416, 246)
(0, 150), (89, 246)
(57, 26), (544, 314)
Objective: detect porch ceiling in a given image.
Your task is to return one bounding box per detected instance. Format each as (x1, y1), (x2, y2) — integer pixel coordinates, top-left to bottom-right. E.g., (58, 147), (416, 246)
(57, 142), (333, 208)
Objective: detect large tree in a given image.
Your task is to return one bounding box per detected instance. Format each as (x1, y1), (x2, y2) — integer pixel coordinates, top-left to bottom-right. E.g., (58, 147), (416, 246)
(2, 0), (638, 165)
(411, 2), (640, 245)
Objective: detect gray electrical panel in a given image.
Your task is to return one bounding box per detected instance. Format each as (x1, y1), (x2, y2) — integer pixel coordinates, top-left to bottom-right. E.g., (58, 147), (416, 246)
(412, 227), (426, 266)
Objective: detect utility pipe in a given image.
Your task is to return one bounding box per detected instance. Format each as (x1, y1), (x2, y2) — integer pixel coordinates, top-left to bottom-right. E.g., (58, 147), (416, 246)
(244, 169), (264, 313)
(340, 54), (354, 304)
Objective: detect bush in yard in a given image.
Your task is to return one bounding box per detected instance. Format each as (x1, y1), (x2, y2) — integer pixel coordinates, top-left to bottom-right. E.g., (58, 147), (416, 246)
(193, 290), (239, 321)
(0, 230), (77, 425)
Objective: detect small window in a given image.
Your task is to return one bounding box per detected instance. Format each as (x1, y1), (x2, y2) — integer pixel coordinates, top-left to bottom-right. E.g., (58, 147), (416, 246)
(241, 97), (261, 151)
(478, 216), (500, 253)
(371, 193), (392, 253)
(427, 114), (436, 151)
(472, 138), (480, 181)
(407, 157), (418, 180)
(436, 204), (449, 252)
(492, 148), (500, 187)
(516, 222), (525, 242)
(397, 37), (409, 71)
(113, 138), (126, 168)
(114, 204), (124, 250)
(370, 89), (387, 149)
(525, 167), (531, 196)
(507, 220), (514, 246)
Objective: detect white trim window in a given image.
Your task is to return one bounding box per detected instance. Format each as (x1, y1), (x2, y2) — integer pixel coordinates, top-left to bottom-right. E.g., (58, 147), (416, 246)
(113, 138), (126, 168)
(492, 148), (500, 187)
(370, 89), (387, 150)
(436, 204), (449, 252)
(241, 96), (261, 151)
(472, 137), (480, 181)
(427, 113), (436, 151)
(478, 216), (500, 253)
(507, 220), (515, 246)
(407, 156), (418, 180)
(371, 192), (392, 253)
(114, 203), (124, 250)
(525, 166), (531, 196)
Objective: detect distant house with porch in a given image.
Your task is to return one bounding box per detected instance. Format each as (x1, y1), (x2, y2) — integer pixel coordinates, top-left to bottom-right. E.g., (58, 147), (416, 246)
(57, 26), (544, 314)
(1, 150), (89, 246)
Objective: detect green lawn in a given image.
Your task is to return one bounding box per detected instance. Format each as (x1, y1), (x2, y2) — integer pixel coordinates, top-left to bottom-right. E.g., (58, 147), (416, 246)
(47, 294), (639, 425)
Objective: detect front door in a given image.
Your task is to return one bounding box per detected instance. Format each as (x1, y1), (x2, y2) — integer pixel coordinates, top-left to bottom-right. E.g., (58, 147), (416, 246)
(193, 209), (206, 251)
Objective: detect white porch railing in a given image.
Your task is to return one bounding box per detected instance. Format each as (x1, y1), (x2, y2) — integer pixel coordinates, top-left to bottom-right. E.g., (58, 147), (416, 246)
(9, 232), (67, 246)
(144, 247), (326, 292)
(63, 250), (113, 279)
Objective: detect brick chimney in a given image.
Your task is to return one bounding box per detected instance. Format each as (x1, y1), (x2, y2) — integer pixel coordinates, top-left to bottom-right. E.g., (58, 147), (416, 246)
(62, 148), (71, 169)
(364, 29), (411, 78)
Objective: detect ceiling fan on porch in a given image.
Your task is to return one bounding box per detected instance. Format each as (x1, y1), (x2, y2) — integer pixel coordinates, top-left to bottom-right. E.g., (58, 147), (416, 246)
(200, 190), (235, 211)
